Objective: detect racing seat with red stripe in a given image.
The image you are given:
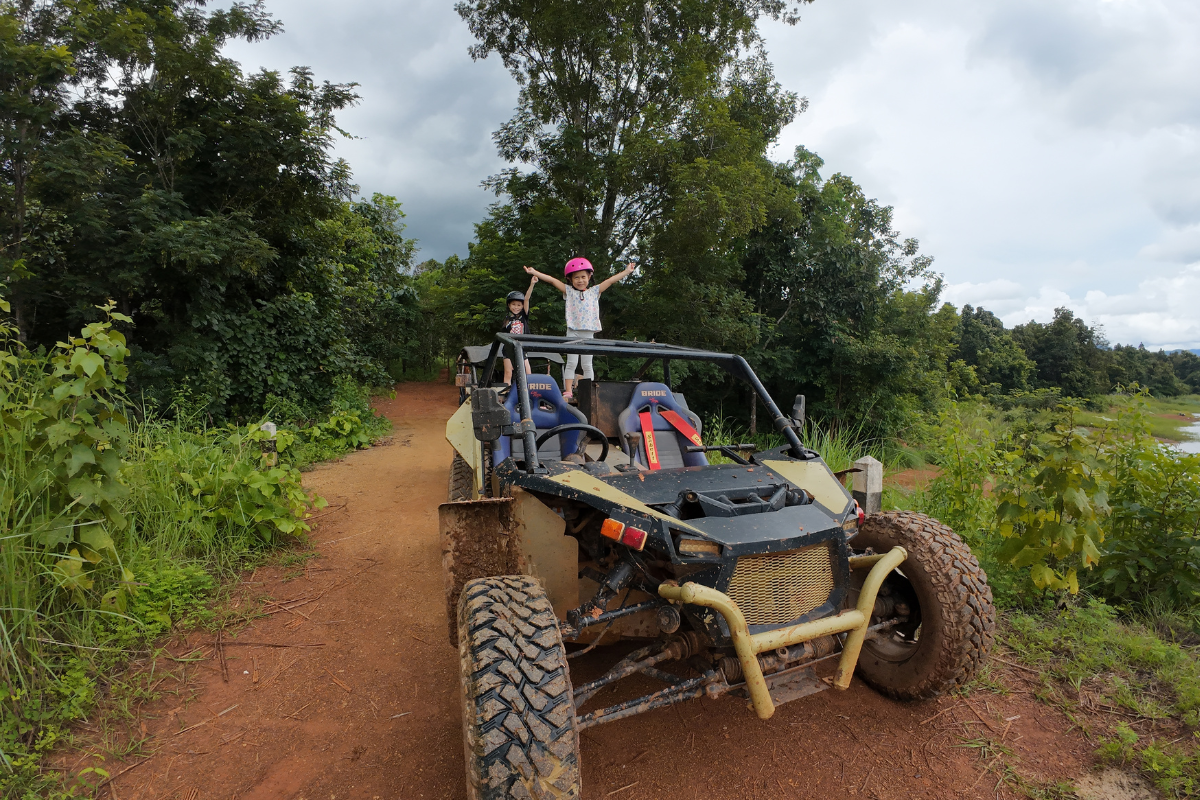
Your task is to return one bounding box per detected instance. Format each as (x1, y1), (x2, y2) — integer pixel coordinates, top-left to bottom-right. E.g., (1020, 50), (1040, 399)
(617, 382), (708, 470)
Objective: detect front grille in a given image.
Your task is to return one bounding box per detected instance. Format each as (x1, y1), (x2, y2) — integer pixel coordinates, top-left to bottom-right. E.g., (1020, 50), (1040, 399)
(727, 544), (835, 625)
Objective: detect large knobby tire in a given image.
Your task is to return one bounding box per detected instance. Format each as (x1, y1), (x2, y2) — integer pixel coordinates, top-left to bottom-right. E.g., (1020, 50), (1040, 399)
(449, 453), (473, 501)
(458, 576), (581, 800)
(853, 511), (996, 700)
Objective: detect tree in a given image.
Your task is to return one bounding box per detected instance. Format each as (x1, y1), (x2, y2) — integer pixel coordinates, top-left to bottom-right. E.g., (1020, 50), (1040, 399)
(456, 0), (805, 268)
(0, 0), (75, 336)
(953, 305), (1034, 394)
(1012, 308), (1111, 398)
(2, 0), (419, 417)
(733, 149), (953, 434)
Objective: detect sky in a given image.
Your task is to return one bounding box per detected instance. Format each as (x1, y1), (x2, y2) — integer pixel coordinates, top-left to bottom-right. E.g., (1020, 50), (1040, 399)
(224, 0), (1200, 349)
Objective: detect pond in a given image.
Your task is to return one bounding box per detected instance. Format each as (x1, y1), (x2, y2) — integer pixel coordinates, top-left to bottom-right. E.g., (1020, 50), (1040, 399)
(1173, 419), (1200, 454)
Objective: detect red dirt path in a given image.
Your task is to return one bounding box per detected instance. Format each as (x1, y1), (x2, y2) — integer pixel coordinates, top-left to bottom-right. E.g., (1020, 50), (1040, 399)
(65, 382), (1113, 799)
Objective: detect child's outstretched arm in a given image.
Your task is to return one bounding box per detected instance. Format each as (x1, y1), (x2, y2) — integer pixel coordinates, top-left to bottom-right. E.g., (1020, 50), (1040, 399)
(523, 275), (537, 312)
(524, 265), (565, 294)
(596, 262), (637, 293)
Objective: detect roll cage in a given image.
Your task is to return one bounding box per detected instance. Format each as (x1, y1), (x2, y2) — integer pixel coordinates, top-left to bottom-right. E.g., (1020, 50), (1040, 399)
(477, 333), (809, 472)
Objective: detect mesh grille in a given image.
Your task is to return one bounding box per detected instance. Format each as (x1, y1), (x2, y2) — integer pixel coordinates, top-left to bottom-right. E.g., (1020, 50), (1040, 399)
(727, 544), (835, 625)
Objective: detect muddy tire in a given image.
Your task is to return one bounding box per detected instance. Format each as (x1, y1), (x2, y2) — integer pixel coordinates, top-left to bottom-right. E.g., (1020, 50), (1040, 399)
(458, 576), (581, 800)
(852, 511), (995, 700)
(449, 453), (473, 501)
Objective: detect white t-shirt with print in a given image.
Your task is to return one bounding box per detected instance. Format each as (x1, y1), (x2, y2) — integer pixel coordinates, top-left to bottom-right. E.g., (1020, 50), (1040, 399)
(565, 286), (601, 332)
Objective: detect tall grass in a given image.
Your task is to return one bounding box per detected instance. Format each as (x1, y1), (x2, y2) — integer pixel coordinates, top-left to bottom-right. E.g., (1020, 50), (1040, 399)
(0, 302), (388, 794)
(701, 415), (896, 472)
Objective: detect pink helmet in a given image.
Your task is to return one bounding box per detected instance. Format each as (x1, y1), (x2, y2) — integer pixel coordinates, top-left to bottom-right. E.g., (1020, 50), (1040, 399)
(564, 257), (593, 275)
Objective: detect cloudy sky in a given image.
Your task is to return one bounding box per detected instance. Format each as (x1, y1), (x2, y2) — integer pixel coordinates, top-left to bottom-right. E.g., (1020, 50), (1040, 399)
(225, 0), (1200, 349)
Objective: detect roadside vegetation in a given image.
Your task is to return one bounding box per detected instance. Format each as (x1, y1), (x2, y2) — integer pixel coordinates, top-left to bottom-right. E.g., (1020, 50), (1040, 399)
(0, 300), (386, 796)
(4, 0), (1199, 796)
(882, 391), (1200, 797)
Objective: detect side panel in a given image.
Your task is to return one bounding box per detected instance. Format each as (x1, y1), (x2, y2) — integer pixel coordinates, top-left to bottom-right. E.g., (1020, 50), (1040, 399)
(438, 497), (516, 645)
(510, 488), (579, 619)
(762, 459), (853, 516)
(446, 398), (482, 497)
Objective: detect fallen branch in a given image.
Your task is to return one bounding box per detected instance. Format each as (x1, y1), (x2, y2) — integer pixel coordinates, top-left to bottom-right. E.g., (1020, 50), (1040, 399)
(173, 704), (238, 737)
(257, 655), (302, 690)
(321, 531), (369, 546)
(95, 753), (157, 790)
(961, 697), (999, 733)
(991, 656), (1041, 675)
(965, 756), (1003, 792)
(282, 701), (315, 720)
(920, 703), (961, 726)
(213, 641), (325, 649)
(305, 502), (348, 522)
(859, 765), (874, 794)
(216, 628), (229, 683)
(324, 668), (352, 693)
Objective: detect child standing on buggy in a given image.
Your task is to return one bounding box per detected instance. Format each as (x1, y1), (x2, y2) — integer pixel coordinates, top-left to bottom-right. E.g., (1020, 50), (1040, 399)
(501, 274), (537, 384)
(523, 257), (636, 400)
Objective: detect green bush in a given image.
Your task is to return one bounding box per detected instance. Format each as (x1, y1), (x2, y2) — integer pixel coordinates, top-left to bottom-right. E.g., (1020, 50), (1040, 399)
(1099, 400), (1200, 605)
(265, 377), (391, 469)
(912, 390), (1199, 609)
(0, 299), (324, 794)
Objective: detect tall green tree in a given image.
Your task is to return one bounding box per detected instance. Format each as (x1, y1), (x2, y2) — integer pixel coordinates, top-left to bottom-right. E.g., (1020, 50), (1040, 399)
(1, 0), (75, 336)
(1012, 308), (1111, 398)
(457, 0), (804, 265)
(734, 148), (954, 433)
(952, 305), (1035, 394)
(2, 0), (419, 417)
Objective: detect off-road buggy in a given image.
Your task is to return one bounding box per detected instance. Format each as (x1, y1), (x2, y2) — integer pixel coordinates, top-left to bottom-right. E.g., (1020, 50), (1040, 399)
(441, 333), (996, 799)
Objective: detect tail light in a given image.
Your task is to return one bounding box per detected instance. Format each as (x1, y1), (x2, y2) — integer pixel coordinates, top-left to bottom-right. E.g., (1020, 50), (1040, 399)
(600, 518), (648, 551)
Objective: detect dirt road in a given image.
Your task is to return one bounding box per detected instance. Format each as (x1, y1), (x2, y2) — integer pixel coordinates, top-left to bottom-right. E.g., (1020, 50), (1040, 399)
(78, 383), (1110, 799)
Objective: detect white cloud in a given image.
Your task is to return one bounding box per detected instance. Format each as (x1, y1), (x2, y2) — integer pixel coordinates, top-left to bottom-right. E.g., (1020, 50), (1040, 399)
(223, 0), (517, 261)
(215, 0), (1200, 346)
(763, 0), (1200, 346)
(956, 264), (1200, 348)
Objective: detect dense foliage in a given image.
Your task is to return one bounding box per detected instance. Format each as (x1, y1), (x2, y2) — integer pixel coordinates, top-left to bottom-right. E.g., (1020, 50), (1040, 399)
(2, 0), (419, 420)
(915, 393), (1200, 608)
(951, 306), (1200, 400)
(0, 296), (347, 792)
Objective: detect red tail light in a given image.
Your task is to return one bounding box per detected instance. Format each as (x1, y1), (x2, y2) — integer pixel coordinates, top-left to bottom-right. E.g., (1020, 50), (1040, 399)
(620, 526), (647, 551)
(599, 519), (647, 551)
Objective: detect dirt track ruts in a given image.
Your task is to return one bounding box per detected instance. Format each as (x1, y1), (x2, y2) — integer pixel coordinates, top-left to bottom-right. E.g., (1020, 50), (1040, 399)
(70, 382), (1107, 800)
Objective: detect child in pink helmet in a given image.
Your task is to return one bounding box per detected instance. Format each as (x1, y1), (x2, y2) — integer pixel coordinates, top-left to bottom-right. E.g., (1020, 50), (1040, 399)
(524, 257), (636, 399)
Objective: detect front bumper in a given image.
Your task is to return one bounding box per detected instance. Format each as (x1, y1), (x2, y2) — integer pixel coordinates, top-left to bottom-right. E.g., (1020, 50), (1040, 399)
(658, 546), (908, 720)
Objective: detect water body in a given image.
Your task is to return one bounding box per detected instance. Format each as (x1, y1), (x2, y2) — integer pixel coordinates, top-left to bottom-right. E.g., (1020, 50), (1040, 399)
(1176, 420), (1200, 454)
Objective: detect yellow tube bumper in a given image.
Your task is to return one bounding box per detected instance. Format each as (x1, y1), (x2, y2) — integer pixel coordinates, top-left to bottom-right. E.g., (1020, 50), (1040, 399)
(659, 545), (907, 720)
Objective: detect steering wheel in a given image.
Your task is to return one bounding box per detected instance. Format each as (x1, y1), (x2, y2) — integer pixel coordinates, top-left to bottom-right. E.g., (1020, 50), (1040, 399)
(534, 423), (609, 463)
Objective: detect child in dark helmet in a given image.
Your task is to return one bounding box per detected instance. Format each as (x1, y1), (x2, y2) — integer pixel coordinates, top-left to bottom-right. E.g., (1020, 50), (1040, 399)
(502, 274), (537, 383)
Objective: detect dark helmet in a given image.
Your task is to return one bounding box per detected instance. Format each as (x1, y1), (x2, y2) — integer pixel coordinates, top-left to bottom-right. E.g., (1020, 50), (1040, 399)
(505, 291), (525, 303)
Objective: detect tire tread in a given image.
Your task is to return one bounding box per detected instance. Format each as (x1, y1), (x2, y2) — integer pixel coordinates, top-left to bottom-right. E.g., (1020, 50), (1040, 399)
(459, 576), (581, 799)
(856, 511), (996, 700)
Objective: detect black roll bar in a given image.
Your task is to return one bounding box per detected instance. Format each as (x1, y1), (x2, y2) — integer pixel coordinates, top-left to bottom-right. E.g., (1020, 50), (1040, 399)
(479, 334), (806, 468)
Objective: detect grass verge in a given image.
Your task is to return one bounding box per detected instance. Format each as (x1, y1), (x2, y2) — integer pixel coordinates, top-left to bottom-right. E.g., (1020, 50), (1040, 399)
(1, 305), (391, 796)
(1001, 600), (1200, 798)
